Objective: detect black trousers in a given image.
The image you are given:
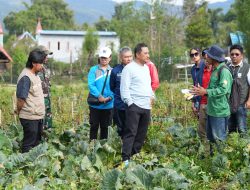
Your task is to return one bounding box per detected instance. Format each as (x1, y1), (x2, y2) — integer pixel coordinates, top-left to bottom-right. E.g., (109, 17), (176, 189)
(20, 118), (43, 153)
(122, 104), (150, 161)
(113, 108), (126, 138)
(89, 106), (112, 140)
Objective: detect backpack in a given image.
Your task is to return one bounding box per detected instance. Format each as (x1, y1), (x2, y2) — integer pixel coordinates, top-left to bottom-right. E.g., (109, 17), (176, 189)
(218, 64), (240, 113)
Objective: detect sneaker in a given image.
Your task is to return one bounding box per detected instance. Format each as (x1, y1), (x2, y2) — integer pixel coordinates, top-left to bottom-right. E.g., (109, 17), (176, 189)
(117, 160), (129, 170)
(124, 160), (129, 167)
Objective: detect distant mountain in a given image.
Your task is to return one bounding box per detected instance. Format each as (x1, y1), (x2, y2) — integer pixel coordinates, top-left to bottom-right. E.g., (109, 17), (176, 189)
(53, 0), (236, 24)
(0, 0), (234, 27)
(65, 0), (146, 24)
(65, 0), (115, 24)
(207, 0), (234, 13)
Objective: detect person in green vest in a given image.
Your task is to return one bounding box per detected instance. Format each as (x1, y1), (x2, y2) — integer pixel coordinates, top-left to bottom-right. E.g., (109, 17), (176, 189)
(192, 45), (233, 155)
(33, 46), (53, 130)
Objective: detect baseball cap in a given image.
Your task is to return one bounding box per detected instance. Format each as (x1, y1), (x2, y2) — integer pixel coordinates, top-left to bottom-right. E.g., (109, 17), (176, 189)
(99, 47), (112, 58)
(33, 45), (53, 55)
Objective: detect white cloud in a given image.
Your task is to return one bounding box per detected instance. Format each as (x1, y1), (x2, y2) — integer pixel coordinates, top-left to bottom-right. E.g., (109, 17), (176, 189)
(112, 0), (229, 6)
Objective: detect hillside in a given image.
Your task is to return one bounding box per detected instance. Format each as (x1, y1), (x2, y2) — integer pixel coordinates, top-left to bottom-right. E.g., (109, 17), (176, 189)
(0, 0), (234, 25)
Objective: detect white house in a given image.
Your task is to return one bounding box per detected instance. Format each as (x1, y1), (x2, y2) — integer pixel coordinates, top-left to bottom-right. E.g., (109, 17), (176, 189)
(35, 19), (120, 63)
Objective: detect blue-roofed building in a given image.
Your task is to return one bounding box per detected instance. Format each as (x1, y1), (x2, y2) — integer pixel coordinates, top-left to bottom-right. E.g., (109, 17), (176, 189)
(229, 31), (244, 45)
(13, 31), (36, 48)
(35, 19), (120, 63)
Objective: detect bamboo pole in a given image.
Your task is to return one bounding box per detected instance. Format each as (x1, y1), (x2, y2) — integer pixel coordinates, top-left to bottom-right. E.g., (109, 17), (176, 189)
(0, 109), (2, 127)
(12, 93), (17, 124)
(71, 101), (74, 119)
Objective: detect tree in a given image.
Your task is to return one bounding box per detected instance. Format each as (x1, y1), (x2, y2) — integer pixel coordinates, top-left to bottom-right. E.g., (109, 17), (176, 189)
(185, 3), (214, 49)
(222, 5), (237, 23)
(183, 0), (197, 22)
(4, 35), (32, 82)
(81, 22), (89, 30)
(110, 2), (147, 48)
(212, 5), (237, 47)
(109, 1), (185, 69)
(83, 27), (99, 69)
(95, 16), (111, 31)
(208, 8), (223, 38)
(235, 0), (250, 57)
(4, 0), (75, 35)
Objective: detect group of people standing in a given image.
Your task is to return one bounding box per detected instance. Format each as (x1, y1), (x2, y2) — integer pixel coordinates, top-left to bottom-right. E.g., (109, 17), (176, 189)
(191, 44), (250, 155)
(15, 42), (159, 166)
(17, 42), (247, 161)
(87, 43), (159, 166)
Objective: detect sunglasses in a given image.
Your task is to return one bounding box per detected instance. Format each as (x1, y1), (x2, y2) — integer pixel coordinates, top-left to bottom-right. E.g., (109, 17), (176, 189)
(190, 52), (199, 58)
(230, 53), (240, 57)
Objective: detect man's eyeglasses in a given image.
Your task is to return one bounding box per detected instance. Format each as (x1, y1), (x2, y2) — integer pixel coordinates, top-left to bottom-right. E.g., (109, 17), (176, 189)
(190, 52), (199, 58)
(230, 53), (240, 57)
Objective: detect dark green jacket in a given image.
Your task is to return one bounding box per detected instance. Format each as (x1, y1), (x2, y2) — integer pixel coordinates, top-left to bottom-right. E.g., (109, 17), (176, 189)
(206, 63), (233, 117)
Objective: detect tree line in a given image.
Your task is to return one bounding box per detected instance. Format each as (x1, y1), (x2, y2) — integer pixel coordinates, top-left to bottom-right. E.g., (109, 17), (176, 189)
(2, 0), (250, 82)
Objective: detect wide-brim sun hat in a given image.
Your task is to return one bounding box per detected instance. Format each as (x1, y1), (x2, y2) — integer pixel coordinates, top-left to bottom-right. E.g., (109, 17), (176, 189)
(204, 45), (225, 62)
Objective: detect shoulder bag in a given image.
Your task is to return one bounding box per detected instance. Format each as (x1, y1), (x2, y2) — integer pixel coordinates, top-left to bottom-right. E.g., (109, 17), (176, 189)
(87, 70), (110, 105)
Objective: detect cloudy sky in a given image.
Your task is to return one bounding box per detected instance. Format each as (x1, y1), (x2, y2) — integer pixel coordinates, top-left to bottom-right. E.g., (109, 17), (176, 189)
(113, 0), (228, 6)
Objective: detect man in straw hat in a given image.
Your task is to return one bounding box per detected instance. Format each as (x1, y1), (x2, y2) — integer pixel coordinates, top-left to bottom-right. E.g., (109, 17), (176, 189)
(192, 45), (233, 155)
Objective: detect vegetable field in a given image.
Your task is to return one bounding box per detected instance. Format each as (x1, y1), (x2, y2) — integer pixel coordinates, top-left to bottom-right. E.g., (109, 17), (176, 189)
(0, 82), (250, 189)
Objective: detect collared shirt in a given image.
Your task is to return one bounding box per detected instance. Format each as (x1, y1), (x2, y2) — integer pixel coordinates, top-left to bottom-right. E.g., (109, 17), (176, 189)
(87, 64), (114, 109)
(190, 60), (206, 104)
(229, 60), (250, 84)
(110, 63), (126, 110)
(120, 61), (154, 110)
(206, 63), (233, 117)
(200, 66), (212, 104)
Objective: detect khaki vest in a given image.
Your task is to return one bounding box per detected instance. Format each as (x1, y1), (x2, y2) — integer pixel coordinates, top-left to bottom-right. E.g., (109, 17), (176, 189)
(17, 68), (45, 120)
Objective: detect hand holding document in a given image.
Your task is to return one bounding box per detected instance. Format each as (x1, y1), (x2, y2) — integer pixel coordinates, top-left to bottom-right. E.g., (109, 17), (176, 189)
(181, 89), (194, 101)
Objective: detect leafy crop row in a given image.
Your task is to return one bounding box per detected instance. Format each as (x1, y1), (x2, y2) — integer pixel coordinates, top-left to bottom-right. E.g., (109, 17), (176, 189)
(0, 82), (250, 189)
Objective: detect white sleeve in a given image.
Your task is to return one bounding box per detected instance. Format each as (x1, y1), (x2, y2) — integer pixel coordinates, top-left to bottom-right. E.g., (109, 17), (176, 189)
(120, 67), (133, 106)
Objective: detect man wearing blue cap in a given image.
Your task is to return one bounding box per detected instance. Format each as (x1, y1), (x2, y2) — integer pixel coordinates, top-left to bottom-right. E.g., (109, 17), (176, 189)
(192, 45), (233, 155)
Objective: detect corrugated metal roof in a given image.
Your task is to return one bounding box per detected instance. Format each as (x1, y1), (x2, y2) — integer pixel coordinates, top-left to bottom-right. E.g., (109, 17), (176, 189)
(39, 30), (117, 36)
(230, 31), (244, 45)
(174, 64), (193, 69)
(18, 31), (36, 41)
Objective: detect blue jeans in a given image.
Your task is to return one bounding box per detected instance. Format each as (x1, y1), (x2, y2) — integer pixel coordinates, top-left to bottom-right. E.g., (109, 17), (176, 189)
(206, 115), (228, 143)
(228, 105), (247, 134)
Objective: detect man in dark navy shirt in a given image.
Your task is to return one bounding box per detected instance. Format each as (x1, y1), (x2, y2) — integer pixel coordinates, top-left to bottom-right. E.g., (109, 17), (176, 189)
(16, 76), (31, 100)
(110, 47), (133, 138)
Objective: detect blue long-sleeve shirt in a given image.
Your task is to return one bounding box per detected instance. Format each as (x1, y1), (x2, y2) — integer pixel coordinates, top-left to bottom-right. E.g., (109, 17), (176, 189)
(120, 61), (154, 110)
(87, 64), (114, 109)
(110, 64), (126, 110)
